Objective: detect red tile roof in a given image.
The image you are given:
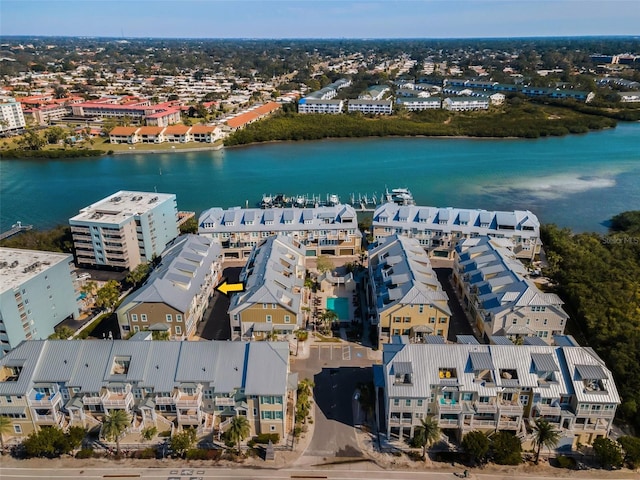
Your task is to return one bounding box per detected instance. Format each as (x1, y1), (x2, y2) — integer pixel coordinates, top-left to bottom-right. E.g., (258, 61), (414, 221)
(226, 102), (281, 129)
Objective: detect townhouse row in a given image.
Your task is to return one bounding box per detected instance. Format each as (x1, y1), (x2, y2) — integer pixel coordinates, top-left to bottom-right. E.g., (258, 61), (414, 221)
(109, 125), (220, 144)
(0, 338), (296, 443)
(376, 339), (619, 449)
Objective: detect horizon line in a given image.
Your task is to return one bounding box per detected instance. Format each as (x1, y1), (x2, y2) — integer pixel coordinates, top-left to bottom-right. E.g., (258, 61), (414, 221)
(3, 34), (640, 41)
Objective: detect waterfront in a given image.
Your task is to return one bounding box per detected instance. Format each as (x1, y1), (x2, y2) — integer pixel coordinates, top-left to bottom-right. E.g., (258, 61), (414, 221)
(1, 122), (639, 233)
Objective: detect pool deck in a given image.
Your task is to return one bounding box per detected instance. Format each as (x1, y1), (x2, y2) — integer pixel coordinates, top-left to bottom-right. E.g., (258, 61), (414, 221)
(314, 281), (357, 323)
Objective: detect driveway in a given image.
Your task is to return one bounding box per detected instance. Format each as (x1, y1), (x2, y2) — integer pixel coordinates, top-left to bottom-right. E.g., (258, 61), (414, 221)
(292, 339), (374, 460)
(196, 266), (241, 340)
(434, 268), (477, 342)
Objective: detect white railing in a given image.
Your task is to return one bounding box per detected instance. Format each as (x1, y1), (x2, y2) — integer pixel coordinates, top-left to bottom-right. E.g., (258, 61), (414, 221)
(28, 391), (62, 408)
(214, 397), (235, 407)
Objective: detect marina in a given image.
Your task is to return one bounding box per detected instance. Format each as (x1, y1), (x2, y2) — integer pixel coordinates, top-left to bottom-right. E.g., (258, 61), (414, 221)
(258, 187), (414, 211)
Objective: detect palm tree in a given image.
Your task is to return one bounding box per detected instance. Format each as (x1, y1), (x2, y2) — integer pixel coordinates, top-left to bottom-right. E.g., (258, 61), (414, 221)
(414, 416), (440, 459)
(102, 409), (130, 456)
(532, 418), (560, 464)
(0, 415), (12, 452)
(227, 415), (250, 454)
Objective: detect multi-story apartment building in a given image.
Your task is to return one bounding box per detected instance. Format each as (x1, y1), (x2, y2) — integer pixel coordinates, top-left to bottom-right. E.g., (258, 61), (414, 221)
(297, 98), (344, 114)
(228, 235), (307, 339)
(0, 98), (26, 136)
(377, 340), (620, 449)
(117, 235), (223, 339)
(372, 203), (540, 262)
(0, 248), (79, 357)
(109, 125), (219, 144)
(347, 99), (393, 115)
(443, 96), (490, 111)
(396, 97), (441, 111)
(367, 235), (451, 344)
(452, 237), (568, 344)
(198, 205), (361, 260)
(70, 191), (179, 271)
(0, 338), (296, 442)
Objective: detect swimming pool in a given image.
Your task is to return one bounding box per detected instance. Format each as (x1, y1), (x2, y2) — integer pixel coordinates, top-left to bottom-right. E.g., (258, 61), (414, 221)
(326, 297), (349, 321)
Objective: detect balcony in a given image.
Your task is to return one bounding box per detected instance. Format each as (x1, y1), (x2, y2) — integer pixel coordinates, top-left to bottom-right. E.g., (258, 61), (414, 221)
(177, 412), (201, 424)
(175, 391), (202, 408)
(155, 395), (175, 405)
(32, 411), (61, 424)
(497, 419), (520, 430)
(214, 397), (235, 407)
(474, 401), (498, 414)
(534, 403), (561, 416)
(102, 391), (133, 408)
(28, 390), (62, 408)
(438, 417), (460, 427)
(470, 419), (497, 428)
(437, 397), (463, 413)
(82, 394), (103, 405)
(498, 401), (523, 414)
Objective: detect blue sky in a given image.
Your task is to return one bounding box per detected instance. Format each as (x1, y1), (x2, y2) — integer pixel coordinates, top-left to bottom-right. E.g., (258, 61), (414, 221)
(1, 1), (638, 39)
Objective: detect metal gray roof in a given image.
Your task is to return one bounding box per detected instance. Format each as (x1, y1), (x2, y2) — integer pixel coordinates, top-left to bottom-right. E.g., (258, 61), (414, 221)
(229, 235), (306, 325)
(393, 362), (413, 374)
(531, 353), (560, 372)
(456, 335), (480, 345)
(369, 235), (450, 316)
(117, 234), (221, 315)
(470, 351), (495, 370)
(0, 339), (291, 398)
(491, 336), (514, 345)
(575, 364), (607, 380)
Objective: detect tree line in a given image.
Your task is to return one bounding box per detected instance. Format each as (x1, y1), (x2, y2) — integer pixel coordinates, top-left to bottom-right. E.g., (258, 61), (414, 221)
(541, 211), (640, 434)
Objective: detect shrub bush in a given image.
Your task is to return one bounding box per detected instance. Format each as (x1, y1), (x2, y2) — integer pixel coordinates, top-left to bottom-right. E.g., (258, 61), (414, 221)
(254, 433), (280, 444)
(555, 455), (577, 469)
(75, 448), (95, 459)
(185, 448), (209, 460)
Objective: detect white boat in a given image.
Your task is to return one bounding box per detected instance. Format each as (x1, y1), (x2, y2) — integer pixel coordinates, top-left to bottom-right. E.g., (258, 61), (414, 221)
(386, 187), (415, 206)
(261, 194), (273, 208)
(328, 194), (340, 206)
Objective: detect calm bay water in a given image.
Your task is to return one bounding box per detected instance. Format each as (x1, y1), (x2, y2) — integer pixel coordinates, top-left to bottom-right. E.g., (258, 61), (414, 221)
(1, 122), (639, 233)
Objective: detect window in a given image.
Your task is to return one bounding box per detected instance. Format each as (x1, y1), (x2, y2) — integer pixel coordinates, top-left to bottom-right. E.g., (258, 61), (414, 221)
(253, 408), (257, 416)
(418, 305), (424, 313)
(393, 399), (400, 406)
(263, 303), (268, 309)
(393, 316), (401, 323)
(272, 303), (277, 309)
(14, 425), (22, 434)
(266, 315), (272, 323)
(175, 326), (182, 335)
(429, 317), (436, 324)
(284, 315), (291, 323)
(519, 394), (529, 406)
(176, 314), (183, 322)
(141, 314), (147, 322)
(166, 314), (172, 322)
(405, 399), (411, 406)
(133, 326), (139, 333)
(417, 399), (423, 407)
(439, 317), (447, 323)
(403, 317), (411, 323)
(5, 396), (12, 404)
(131, 314), (138, 322)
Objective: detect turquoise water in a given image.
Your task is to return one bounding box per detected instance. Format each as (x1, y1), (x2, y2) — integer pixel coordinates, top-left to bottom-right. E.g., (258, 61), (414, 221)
(1, 122), (639, 232)
(326, 297), (350, 321)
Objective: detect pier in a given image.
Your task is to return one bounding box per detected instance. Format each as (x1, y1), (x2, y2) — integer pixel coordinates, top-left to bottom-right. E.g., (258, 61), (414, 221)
(256, 188), (413, 212)
(0, 221), (34, 241)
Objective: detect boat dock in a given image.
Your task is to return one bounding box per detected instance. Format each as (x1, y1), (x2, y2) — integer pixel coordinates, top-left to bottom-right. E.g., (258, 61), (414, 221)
(256, 187), (414, 212)
(0, 221), (33, 241)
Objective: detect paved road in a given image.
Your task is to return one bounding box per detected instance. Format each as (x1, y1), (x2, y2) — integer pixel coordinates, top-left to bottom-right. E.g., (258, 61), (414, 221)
(197, 266), (241, 340)
(434, 268), (477, 343)
(292, 341), (374, 461)
(1, 465), (637, 480)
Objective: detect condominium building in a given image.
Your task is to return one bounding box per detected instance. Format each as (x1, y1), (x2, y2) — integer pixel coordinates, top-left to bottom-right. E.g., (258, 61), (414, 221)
(0, 338), (296, 442)
(376, 340), (620, 449)
(117, 235), (223, 339)
(367, 235), (451, 344)
(0, 98), (26, 136)
(198, 205), (362, 260)
(70, 191), (179, 270)
(297, 98), (344, 114)
(0, 249), (79, 357)
(452, 237), (568, 344)
(348, 99), (393, 115)
(228, 235), (307, 339)
(372, 203), (541, 262)
(109, 125), (219, 144)
(443, 96), (490, 111)
(396, 97), (441, 111)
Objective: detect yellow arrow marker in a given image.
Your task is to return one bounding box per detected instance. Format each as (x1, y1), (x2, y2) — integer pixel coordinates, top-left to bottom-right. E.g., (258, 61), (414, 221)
(215, 279), (245, 296)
